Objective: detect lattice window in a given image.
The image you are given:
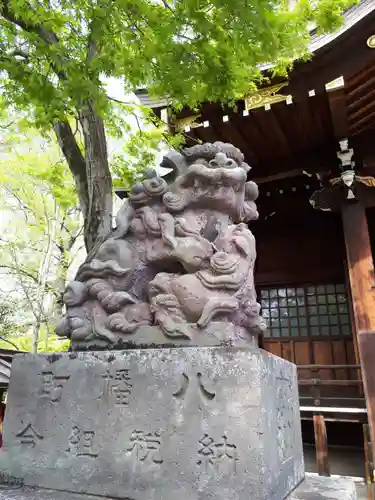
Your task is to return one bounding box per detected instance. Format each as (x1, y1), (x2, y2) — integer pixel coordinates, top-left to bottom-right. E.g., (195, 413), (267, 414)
(260, 284), (351, 338)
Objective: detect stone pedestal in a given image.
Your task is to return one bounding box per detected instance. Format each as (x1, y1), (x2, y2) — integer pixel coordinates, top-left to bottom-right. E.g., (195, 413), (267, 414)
(0, 347), (304, 500)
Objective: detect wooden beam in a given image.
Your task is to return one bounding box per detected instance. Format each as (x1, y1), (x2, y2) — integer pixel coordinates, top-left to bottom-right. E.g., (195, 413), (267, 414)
(347, 65), (375, 93)
(253, 109), (292, 161)
(301, 416), (363, 424)
(252, 147), (337, 183)
(341, 201), (375, 491)
(347, 85), (375, 114)
(299, 379), (362, 386)
(253, 168), (303, 184)
(214, 119), (256, 168)
(350, 110), (375, 137)
(342, 203), (375, 333)
(327, 87), (348, 141)
(313, 414), (330, 476)
(229, 112), (265, 168)
(349, 100), (375, 125)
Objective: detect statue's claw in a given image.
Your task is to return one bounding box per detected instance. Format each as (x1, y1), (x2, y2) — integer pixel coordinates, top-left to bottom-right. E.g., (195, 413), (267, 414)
(197, 298), (238, 328)
(107, 313), (135, 333)
(101, 292), (136, 312)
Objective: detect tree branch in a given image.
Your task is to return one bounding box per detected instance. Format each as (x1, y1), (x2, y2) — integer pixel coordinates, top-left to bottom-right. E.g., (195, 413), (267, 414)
(10, 49), (29, 59)
(87, 23), (98, 63)
(160, 0), (173, 11)
(0, 1), (68, 81)
(0, 336), (20, 351)
(0, 264), (39, 283)
(0, 0), (59, 45)
(106, 96), (137, 107)
(107, 96), (143, 133)
(67, 225), (84, 251)
(0, 120), (14, 129)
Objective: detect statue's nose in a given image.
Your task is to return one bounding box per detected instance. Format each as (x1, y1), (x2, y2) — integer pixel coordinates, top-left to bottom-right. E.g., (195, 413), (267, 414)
(209, 152), (227, 168)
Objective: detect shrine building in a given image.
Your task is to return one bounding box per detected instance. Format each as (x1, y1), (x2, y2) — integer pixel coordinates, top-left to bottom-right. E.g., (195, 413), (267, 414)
(133, 0), (375, 485)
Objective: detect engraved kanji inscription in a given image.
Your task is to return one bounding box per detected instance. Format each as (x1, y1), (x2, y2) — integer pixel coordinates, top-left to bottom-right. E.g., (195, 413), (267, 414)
(102, 368), (132, 405)
(41, 370), (70, 402)
(197, 434), (237, 475)
(173, 372), (215, 406)
(67, 426), (98, 457)
(127, 430), (163, 465)
(276, 376), (295, 464)
(16, 423), (43, 447)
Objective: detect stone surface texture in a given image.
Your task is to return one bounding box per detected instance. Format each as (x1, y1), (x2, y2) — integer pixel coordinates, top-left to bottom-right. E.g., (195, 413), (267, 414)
(55, 142), (265, 350)
(289, 475), (357, 499)
(0, 487), (104, 500)
(0, 347), (303, 500)
(0, 476), (358, 500)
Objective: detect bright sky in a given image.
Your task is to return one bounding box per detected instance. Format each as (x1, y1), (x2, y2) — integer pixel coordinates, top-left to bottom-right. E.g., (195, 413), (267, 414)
(104, 77), (169, 175)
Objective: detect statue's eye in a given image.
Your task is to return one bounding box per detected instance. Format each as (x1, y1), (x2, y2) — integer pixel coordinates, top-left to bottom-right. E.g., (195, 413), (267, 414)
(195, 159), (209, 166)
(132, 183), (144, 194)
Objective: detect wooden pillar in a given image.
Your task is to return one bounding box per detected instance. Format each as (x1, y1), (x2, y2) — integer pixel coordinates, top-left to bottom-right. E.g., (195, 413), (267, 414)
(363, 423), (374, 499)
(341, 201), (375, 483)
(313, 414), (330, 476)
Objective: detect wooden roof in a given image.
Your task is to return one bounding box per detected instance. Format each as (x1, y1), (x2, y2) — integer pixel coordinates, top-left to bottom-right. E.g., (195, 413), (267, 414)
(180, 68), (375, 182)
(137, 2), (375, 185)
(0, 359), (11, 389)
(0, 349), (22, 389)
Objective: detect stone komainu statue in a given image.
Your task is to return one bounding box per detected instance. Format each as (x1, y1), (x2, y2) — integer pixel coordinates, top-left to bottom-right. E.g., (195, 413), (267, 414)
(56, 142), (266, 350)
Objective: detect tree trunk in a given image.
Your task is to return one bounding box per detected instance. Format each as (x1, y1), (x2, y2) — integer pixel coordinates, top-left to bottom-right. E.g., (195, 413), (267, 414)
(54, 107), (112, 253)
(54, 121), (89, 227)
(79, 103), (113, 252)
(31, 319), (40, 354)
(54, 238), (70, 320)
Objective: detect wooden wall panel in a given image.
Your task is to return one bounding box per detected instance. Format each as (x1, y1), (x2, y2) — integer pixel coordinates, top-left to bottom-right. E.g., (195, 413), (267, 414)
(331, 340), (349, 380)
(294, 342), (310, 370)
(263, 339), (356, 374)
(345, 339), (359, 380)
(312, 341), (333, 379)
(253, 210), (345, 287)
(256, 206), (358, 394)
(264, 340), (282, 358)
(281, 341), (294, 363)
(294, 341), (311, 382)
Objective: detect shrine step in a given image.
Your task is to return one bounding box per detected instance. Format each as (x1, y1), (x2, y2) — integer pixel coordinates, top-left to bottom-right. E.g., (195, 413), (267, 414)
(0, 476), (357, 500)
(288, 475), (357, 499)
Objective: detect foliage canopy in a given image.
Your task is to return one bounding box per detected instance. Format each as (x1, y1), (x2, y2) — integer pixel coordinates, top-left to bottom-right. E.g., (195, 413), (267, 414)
(0, 0), (356, 252)
(0, 129), (81, 352)
(0, 0), (355, 119)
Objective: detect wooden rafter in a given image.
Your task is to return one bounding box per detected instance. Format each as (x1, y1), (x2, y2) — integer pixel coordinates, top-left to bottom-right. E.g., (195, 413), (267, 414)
(280, 7), (375, 99)
(327, 87), (349, 142)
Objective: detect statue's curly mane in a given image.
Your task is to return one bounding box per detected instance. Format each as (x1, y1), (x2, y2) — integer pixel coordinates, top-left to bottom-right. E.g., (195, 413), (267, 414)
(182, 142), (244, 165)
